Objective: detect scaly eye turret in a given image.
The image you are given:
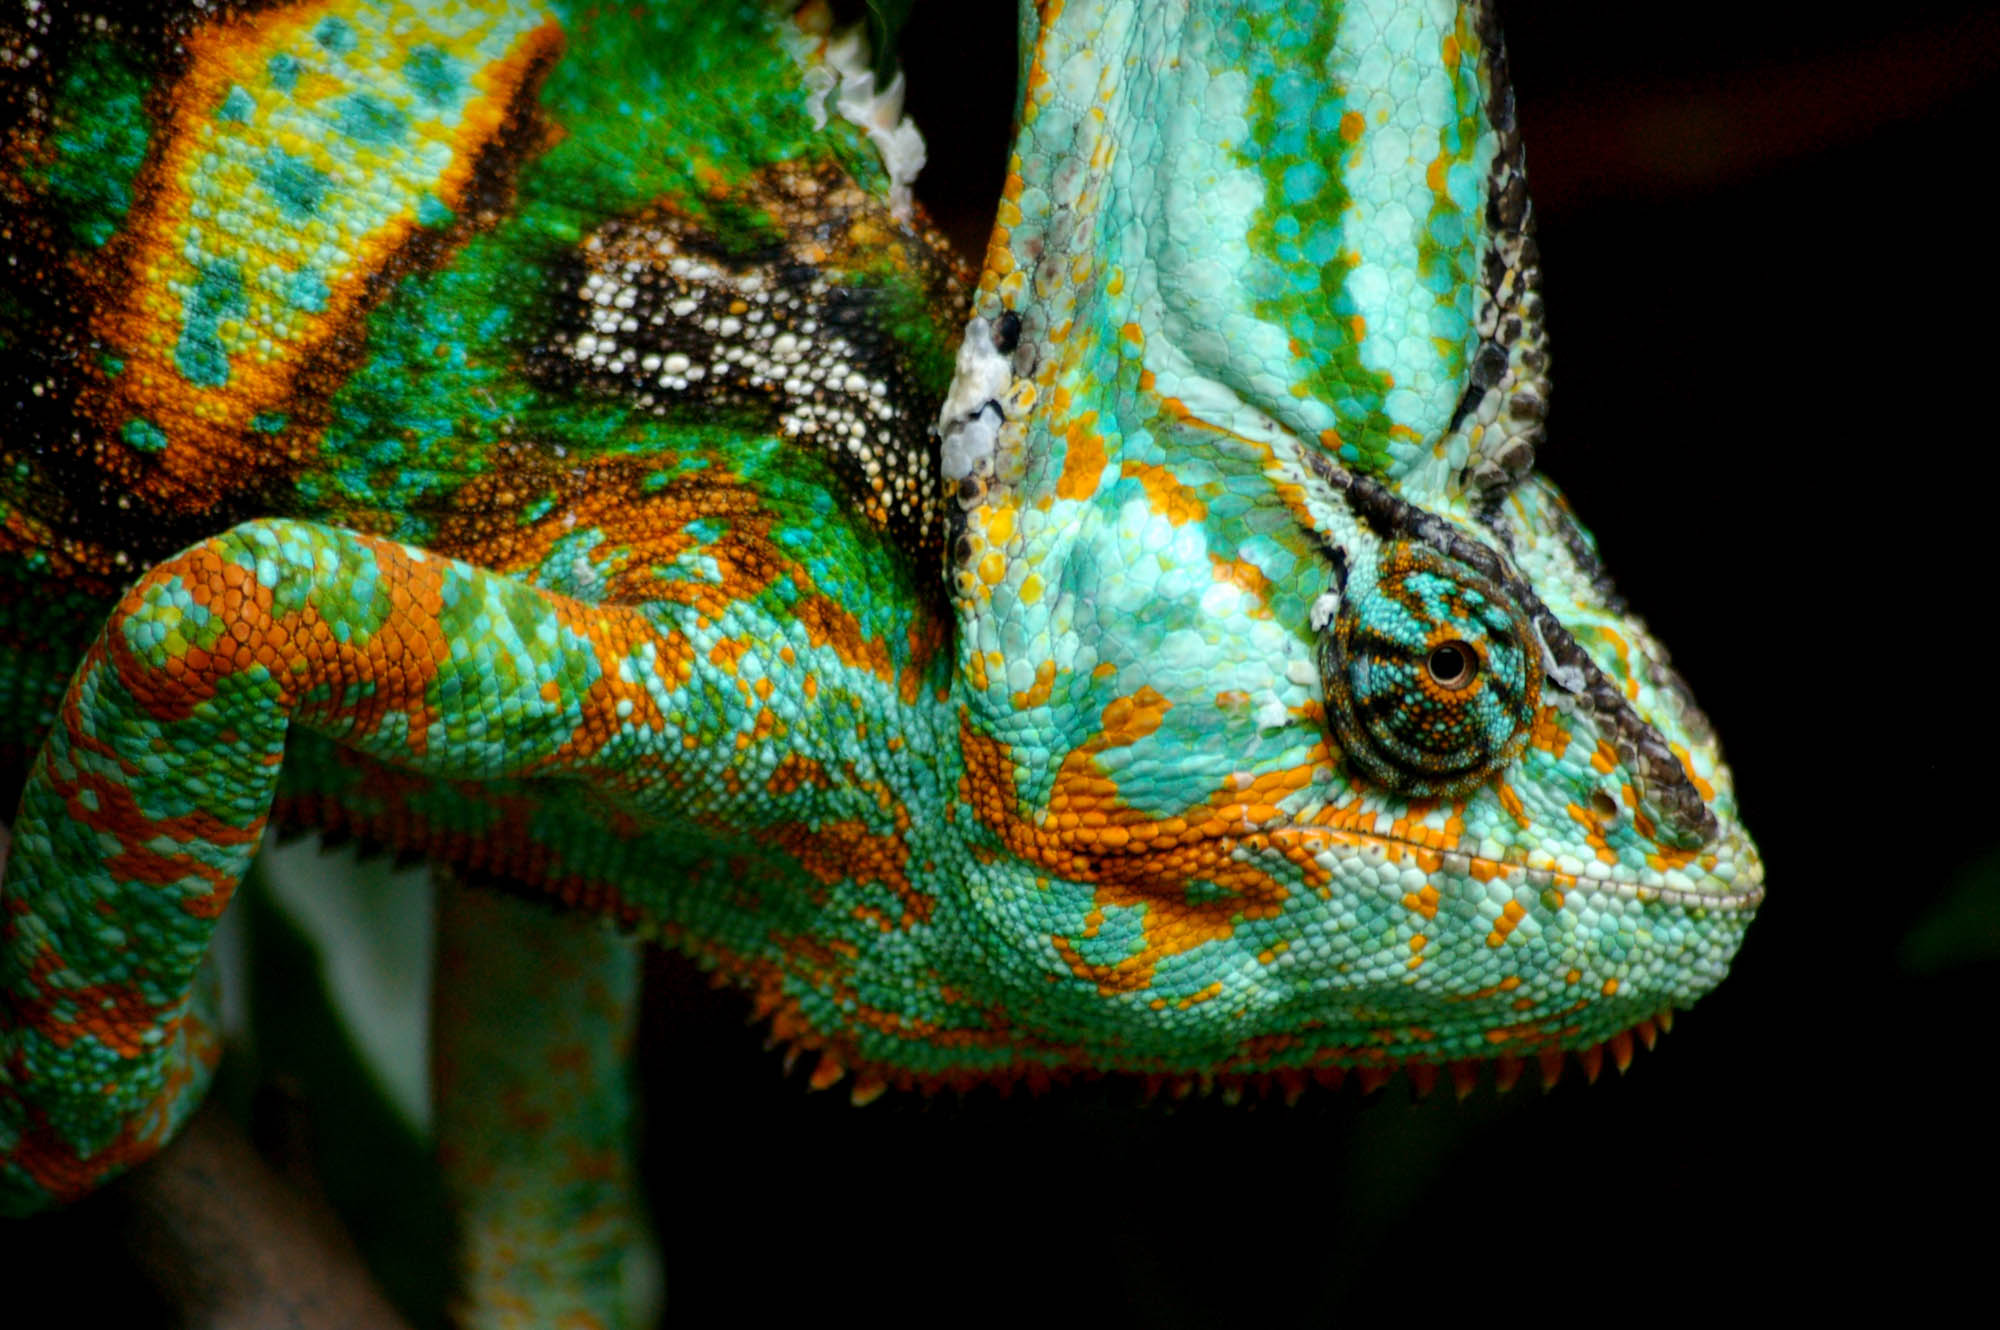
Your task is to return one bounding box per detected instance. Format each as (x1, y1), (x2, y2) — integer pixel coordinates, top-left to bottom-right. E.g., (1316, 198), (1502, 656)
(1318, 542), (1542, 799)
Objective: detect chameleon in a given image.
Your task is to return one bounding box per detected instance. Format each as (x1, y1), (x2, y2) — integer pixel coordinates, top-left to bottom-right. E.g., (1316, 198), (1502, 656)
(0, 0), (1764, 1322)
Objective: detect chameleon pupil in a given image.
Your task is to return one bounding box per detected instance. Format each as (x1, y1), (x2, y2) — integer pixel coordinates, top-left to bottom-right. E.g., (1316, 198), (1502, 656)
(1427, 642), (1476, 689)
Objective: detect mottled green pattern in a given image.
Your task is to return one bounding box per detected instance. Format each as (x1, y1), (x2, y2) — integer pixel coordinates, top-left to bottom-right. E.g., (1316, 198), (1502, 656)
(21, 39), (153, 249)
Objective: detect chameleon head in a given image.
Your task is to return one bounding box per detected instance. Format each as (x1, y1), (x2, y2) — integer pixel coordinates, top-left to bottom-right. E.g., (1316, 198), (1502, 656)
(918, 0), (1762, 1082)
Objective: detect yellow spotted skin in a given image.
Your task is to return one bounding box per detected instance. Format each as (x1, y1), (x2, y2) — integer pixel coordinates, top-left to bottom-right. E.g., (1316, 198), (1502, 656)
(0, 0), (1762, 1322)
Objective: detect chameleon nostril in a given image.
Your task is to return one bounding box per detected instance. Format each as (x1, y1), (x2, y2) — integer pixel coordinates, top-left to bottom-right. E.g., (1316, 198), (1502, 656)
(1590, 789), (1619, 819)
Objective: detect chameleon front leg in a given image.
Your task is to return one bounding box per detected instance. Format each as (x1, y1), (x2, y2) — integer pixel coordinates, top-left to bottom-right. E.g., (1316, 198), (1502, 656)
(434, 875), (648, 1330)
(0, 518), (682, 1214)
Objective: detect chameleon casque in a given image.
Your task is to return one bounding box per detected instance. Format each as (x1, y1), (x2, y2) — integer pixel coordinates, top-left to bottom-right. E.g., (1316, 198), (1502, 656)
(0, 0), (1764, 1321)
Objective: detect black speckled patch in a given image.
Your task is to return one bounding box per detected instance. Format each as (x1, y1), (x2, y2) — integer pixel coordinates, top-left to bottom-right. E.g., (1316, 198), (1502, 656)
(529, 163), (966, 573)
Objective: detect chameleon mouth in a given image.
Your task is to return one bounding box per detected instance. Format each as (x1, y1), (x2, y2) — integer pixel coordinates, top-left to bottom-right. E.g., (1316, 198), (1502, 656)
(1272, 810), (1765, 912)
(1342, 835), (1766, 911)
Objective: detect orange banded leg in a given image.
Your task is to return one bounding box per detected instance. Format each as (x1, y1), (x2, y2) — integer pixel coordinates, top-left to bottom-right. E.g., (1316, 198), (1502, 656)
(1, 519), (677, 1214)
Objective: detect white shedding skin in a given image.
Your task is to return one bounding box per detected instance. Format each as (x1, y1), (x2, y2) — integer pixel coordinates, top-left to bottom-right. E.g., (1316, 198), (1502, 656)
(1540, 635), (1586, 694)
(831, 56), (925, 221)
(1309, 590), (1342, 633)
(937, 315), (1014, 481)
(782, 10), (927, 222)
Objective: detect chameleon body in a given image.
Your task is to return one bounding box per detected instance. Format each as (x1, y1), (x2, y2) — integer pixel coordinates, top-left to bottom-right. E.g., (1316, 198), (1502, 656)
(0, 0), (1764, 1321)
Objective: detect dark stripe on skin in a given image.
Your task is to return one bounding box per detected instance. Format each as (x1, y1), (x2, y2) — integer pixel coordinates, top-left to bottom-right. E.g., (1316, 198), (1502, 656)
(1475, 498), (1715, 747)
(528, 163), (964, 582)
(1446, 0), (1548, 497)
(1477, 487), (1625, 614)
(1308, 450), (1719, 846)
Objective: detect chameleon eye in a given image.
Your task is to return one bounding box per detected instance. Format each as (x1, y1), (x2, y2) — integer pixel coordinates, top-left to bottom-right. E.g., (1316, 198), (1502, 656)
(1425, 641), (1477, 690)
(1318, 543), (1542, 798)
